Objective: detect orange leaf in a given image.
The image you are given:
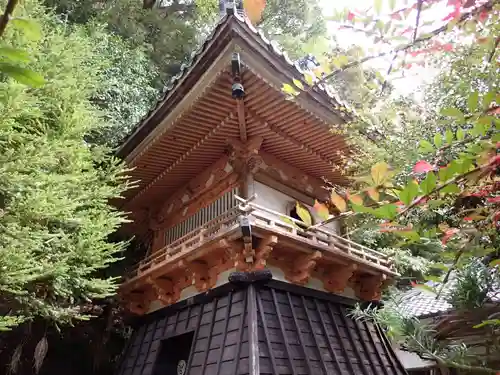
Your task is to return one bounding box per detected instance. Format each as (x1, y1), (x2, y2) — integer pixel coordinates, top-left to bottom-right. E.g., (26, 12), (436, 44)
(243, 0), (266, 24)
(313, 200), (330, 220)
(347, 193), (363, 206)
(366, 188), (380, 202)
(330, 191), (347, 212)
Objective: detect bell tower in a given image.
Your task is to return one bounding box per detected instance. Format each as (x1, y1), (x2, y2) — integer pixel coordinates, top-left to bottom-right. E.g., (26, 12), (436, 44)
(115, 7), (404, 375)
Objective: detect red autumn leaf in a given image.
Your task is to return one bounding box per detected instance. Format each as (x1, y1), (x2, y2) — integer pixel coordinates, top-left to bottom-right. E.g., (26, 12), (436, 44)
(463, 0), (476, 8)
(487, 197), (500, 204)
(405, 63), (413, 69)
(442, 43), (453, 51)
(464, 217), (473, 221)
(413, 160), (433, 173)
(402, 27), (413, 35)
(478, 10), (489, 23)
(391, 12), (402, 20)
(347, 11), (356, 21)
(441, 228), (459, 245)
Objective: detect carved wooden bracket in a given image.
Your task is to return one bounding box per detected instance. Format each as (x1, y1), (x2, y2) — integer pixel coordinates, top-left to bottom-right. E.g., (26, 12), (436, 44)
(146, 276), (180, 306)
(227, 136), (264, 174)
(125, 290), (153, 315)
(323, 263), (357, 294)
(288, 250), (322, 285)
(224, 240), (248, 271)
(187, 260), (217, 292)
(355, 274), (387, 301)
(253, 235), (278, 270)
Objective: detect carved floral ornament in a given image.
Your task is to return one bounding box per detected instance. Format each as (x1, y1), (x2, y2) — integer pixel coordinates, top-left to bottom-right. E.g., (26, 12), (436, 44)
(122, 236), (391, 315)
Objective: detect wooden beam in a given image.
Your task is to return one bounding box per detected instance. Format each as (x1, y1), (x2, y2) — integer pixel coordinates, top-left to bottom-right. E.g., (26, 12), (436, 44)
(247, 108), (340, 166)
(236, 99), (247, 142)
(126, 112), (234, 206)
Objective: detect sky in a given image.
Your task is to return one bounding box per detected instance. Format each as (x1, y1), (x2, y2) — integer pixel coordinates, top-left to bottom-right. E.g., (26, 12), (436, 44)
(317, 0), (444, 96)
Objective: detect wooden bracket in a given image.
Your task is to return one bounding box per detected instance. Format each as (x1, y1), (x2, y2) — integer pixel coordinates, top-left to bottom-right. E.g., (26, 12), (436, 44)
(355, 274), (387, 301)
(225, 241), (248, 271)
(188, 260), (216, 292)
(227, 136), (264, 175)
(254, 235), (278, 270)
(288, 250), (322, 285)
(125, 290), (152, 316)
(146, 276), (180, 306)
(323, 263), (357, 294)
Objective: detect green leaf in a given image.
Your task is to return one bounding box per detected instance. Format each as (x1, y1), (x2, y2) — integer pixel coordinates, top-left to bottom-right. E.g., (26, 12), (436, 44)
(493, 133), (500, 142)
(424, 275), (442, 282)
(445, 129), (454, 144)
(282, 83), (299, 96)
(10, 18), (42, 40)
(293, 79), (304, 90)
(0, 63), (45, 87)
(420, 172), (437, 195)
(374, 0), (382, 14)
(467, 91), (479, 112)
(303, 72), (314, 86)
(373, 204), (398, 220)
(351, 203), (374, 214)
(433, 133), (442, 148)
(395, 230), (420, 242)
(389, 0), (396, 10)
(438, 161), (459, 182)
(428, 199), (446, 208)
(456, 127), (465, 141)
(440, 107), (463, 118)
(418, 140), (434, 154)
(473, 320), (500, 329)
(295, 202), (312, 227)
(440, 183), (460, 195)
(399, 180), (419, 206)
(0, 47), (30, 63)
(483, 90), (495, 109)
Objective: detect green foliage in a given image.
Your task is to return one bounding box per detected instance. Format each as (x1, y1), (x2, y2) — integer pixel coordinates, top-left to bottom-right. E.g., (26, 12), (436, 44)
(0, 0), (129, 328)
(84, 26), (160, 147)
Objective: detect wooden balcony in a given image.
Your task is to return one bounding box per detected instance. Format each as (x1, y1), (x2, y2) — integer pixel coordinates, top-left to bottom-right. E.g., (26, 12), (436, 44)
(120, 196), (397, 313)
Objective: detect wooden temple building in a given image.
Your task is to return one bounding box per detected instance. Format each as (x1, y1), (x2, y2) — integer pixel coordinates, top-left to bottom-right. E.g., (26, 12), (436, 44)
(115, 2), (406, 375)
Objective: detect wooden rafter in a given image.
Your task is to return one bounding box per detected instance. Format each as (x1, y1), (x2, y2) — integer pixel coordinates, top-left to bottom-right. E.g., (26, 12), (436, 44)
(236, 99), (247, 142)
(126, 112), (235, 206)
(247, 108), (340, 166)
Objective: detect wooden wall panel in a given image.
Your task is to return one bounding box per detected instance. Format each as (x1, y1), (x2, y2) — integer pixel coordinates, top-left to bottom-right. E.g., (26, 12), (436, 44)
(117, 282), (406, 375)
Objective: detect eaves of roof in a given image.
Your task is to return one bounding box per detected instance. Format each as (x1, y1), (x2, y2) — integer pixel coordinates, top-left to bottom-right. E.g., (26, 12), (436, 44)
(116, 11), (351, 160)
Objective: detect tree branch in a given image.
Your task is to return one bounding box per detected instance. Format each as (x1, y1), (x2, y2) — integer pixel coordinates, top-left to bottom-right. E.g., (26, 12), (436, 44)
(0, 0), (19, 38)
(311, 0), (498, 89)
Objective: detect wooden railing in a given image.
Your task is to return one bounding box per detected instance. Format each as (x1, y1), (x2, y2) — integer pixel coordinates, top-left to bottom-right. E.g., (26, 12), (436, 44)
(126, 196), (394, 280)
(128, 207), (241, 279)
(237, 198), (392, 268)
